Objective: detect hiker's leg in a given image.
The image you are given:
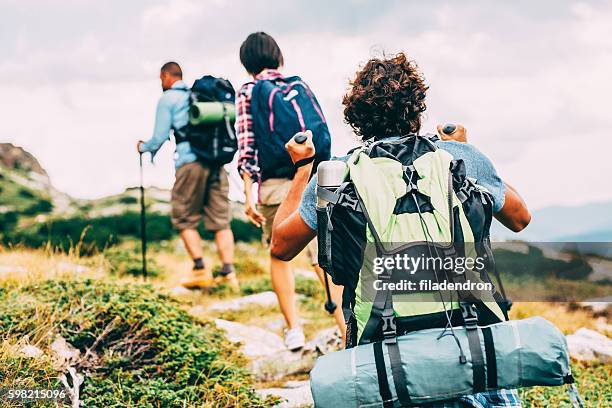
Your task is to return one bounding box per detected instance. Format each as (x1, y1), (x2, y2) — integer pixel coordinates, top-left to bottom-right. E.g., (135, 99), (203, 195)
(312, 264), (347, 343)
(214, 228), (234, 264)
(270, 255), (299, 329)
(180, 228), (204, 260)
(171, 162), (207, 263)
(203, 168), (234, 266)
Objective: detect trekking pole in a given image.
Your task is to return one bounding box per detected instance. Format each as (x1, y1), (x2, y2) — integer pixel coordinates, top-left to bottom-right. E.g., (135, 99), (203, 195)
(295, 131), (340, 315)
(139, 152), (148, 280)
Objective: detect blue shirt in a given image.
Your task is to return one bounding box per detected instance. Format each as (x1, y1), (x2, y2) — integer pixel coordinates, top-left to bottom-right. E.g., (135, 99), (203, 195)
(140, 80), (197, 169)
(299, 140), (506, 231)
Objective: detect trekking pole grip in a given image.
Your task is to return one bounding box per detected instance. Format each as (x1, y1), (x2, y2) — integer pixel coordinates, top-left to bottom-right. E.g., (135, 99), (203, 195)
(293, 132), (308, 144)
(442, 124), (457, 135)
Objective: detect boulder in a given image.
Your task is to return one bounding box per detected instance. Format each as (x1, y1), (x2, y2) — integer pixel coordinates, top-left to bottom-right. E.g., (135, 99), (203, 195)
(258, 380), (313, 408)
(566, 328), (612, 363)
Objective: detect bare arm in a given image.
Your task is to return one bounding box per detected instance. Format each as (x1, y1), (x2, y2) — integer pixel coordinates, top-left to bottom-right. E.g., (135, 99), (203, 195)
(495, 182), (531, 232)
(270, 132), (318, 261)
(242, 173), (266, 228)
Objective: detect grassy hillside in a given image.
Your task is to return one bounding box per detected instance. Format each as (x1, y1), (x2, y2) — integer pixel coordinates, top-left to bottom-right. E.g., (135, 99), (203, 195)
(0, 165), (260, 254)
(0, 245), (610, 407)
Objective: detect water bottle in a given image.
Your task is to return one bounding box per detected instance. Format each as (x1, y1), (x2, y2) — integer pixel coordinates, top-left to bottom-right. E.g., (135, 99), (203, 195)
(316, 160), (347, 314)
(317, 161), (347, 208)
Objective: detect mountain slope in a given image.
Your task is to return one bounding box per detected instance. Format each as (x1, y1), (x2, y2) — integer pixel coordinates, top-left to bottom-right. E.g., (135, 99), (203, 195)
(492, 201), (612, 241)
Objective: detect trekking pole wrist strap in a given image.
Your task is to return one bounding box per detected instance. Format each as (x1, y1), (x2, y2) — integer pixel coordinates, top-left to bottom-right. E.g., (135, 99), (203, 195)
(294, 155), (315, 169)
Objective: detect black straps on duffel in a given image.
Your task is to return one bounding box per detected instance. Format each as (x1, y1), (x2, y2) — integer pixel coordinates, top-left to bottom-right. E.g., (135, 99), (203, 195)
(482, 326), (498, 389)
(373, 342), (394, 408)
(461, 302), (486, 393)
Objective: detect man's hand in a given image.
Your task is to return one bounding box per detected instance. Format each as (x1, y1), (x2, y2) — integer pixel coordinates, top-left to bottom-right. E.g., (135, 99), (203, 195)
(245, 202), (266, 228)
(437, 124), (468, 143)
(285, 130), (315, 164)
(137, 140), (144, 153)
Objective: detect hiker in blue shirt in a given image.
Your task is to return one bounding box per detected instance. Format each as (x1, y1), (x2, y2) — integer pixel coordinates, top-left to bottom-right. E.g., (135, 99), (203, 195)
(270, 53), (531, 408)
(137, 62), (238, 290)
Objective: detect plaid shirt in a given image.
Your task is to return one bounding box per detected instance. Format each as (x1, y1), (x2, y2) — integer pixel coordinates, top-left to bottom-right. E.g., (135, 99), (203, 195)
(235, 69), (285, 184)
(426, 389), (521, 408)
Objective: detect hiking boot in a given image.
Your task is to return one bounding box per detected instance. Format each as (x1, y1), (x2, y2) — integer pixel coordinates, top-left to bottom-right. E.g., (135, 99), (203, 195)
(214, 272), (240, 292)
(284, 327), (305, 351)
(180, 268), (215, 290)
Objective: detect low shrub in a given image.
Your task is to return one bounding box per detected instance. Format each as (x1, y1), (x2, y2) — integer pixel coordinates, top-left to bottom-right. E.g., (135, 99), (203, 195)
(104, 247), (164, 278)
(0, 279), (275, 407)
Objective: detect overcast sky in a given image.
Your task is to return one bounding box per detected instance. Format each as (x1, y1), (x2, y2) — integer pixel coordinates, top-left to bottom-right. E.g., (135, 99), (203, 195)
(2, 0), (611, 209)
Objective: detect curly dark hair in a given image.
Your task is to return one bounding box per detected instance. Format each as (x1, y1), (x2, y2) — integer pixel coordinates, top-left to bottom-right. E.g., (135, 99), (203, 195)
(342, 53), (428, 141)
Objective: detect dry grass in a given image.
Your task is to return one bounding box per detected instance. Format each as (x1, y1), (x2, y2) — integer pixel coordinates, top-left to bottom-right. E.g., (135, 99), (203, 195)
(510, 302), (611, 337)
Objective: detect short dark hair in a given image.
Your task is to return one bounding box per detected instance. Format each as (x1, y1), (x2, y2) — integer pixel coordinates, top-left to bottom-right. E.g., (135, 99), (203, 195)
(342, 53), (428, 141)
(239, 32), (284, 75)
(160, 61), (182, 78)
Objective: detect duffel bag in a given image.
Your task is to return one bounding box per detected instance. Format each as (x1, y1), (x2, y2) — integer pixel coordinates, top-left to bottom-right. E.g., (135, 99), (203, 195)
(310, 317), (581, 407)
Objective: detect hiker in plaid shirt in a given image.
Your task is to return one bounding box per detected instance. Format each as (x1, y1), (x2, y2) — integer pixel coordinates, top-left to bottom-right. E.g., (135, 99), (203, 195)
(236, 32), (346, 352)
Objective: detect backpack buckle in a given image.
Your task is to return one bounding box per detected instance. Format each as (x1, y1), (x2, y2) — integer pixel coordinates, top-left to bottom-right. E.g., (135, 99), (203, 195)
(339, 194), (361, 212)
(460, 302), (478, 329)
(381, 309), (397, 344)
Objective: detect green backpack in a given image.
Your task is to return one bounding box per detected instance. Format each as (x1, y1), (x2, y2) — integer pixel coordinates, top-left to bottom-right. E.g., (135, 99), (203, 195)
(316, 134), (509, 347)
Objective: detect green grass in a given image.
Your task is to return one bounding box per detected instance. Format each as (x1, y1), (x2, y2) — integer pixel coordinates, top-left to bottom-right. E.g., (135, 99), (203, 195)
(0, 279), (277, 407)
(520, 360), (611, 407)
(0, 173), (53, 215)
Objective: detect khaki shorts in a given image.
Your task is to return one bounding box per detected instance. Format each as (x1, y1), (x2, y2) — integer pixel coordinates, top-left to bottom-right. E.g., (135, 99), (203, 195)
(258, 178), (318, 265)
(171, 162), (231, 232)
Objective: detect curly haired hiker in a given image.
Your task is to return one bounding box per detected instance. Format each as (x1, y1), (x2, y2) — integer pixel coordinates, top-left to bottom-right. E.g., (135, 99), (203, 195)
(270, 52), (531, 407)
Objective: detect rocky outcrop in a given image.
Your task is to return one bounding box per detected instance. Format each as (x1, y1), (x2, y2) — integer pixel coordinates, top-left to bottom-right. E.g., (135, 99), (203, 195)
(0, 143), (48, 179)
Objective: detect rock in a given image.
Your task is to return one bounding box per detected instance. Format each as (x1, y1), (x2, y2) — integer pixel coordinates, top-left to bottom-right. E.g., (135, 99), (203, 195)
(208, 291), (279, 312)
(188, 305), (207, 317)
(0, 265), (28, 277)
(20, 344), (44, 358)
(169, 285), (193, 298)
(304, 327), (342, 355)
(566, 328), (612, 363)
(215, 319), (319, 381)
(264, 318), (310, 333)
(57, 261), (87, 274)
(258, 380), (313, 408)
(50, 336), (81, 368)
(251, 350), (316, 382)
(579, 297), (612, 315)
(214, 319), (285, 359)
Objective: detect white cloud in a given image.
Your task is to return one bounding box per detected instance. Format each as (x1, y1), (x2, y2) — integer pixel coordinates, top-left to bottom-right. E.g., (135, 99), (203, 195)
(1, 0), (611, 211)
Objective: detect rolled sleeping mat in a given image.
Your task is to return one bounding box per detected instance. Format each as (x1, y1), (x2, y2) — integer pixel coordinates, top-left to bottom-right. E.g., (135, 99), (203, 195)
(189, 102), (236, 125)
(310, 317), (574, 407)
